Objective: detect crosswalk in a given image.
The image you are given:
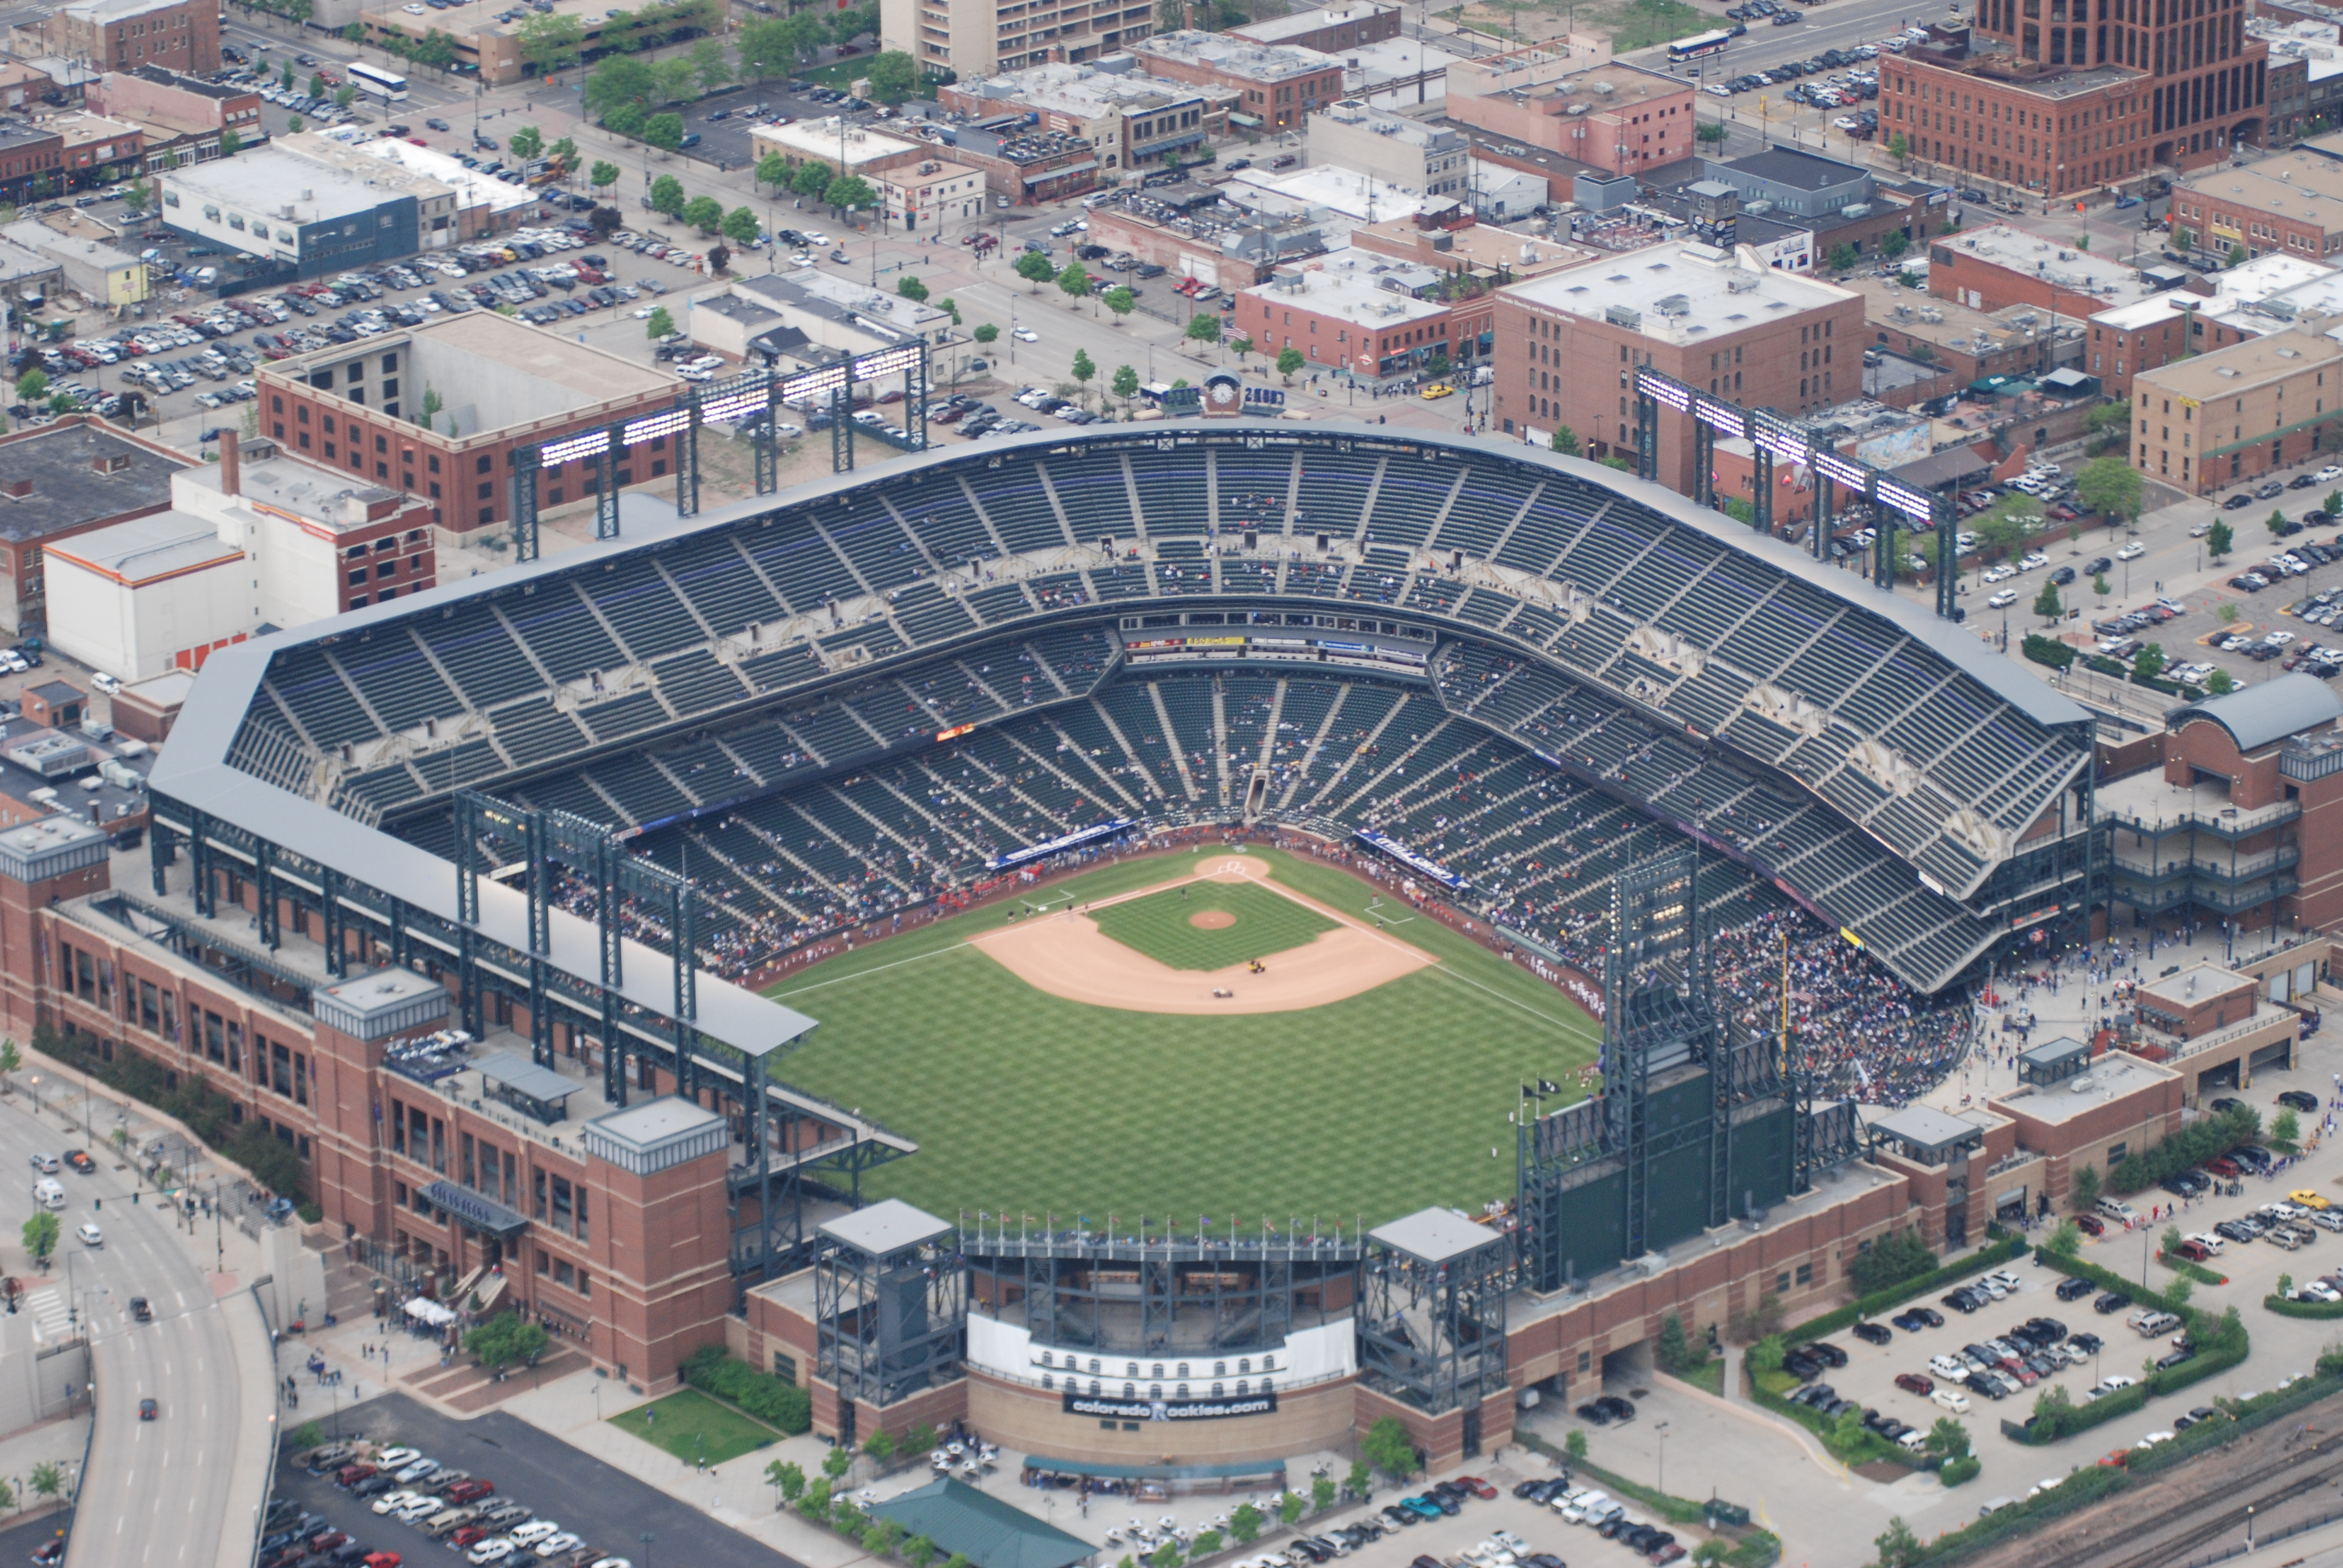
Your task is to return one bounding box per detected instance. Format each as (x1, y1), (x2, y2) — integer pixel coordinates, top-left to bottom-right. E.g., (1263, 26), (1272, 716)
(22, 1287), (68, 1341)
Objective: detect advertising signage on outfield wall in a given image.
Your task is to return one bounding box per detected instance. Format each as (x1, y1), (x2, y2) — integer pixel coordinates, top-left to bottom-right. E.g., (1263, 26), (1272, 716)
(1063, 1392), (1279, 1420)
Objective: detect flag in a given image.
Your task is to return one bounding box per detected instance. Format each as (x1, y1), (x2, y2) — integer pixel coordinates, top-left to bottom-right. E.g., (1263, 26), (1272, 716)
(1538, 1078), (1560, 1095)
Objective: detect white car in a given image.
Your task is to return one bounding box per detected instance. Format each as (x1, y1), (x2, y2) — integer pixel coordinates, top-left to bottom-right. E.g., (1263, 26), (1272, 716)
(1012, 326), (1039, 342)
(534, 1534), (584, 1560)
(2295, 1281), (2342, 1302)
(74, 1223), (100, 1247)
(1988, 589), (2018, 607)
(2117, 541), (2146, 560)
(510, 1522), (561, 1547)
(2020, 552), (2050, 570)
(1982, 564), (2014, 583)
(1931, 1388), (1972, 1414)
(1928, 1354), (1970, 1380)
(396, 1495), (443, 1522)
(468, 1541), (516, 1567)
(373, 1491), (424, 1517)
(1556, 1491), (1612, 1523)
(2318, 465), (2341, 482)
(376, 1448), (421, 1468)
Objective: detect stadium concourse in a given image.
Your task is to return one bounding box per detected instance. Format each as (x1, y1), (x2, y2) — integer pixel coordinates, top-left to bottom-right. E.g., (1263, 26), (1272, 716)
(0, 419), (2107, 1444)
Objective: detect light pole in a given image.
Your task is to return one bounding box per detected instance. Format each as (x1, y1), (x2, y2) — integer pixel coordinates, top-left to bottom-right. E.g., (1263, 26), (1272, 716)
(1653, 1421), (1669, 1498)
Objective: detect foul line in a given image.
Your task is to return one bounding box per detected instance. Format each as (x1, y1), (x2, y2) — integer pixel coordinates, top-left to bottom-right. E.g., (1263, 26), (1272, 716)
(767, 939), (983, 999)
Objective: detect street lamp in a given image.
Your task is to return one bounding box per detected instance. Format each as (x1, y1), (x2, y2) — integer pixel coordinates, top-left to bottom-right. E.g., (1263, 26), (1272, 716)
(1653, 1421), (1670, 1498)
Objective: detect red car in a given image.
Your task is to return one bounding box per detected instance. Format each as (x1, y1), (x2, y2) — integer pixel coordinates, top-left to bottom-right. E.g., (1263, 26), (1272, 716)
(1455, 1476), (1498, 1500)
(361, 1555), (400, 1568)
(335, 1463), (377, 1488)
(443, 1479), (495, 1504)
(2206, 1156), (2242, 1178)
(2074, 1214), (2106, 1236)
(448, 1528), (488, 1550)
(309, 1533), (349, 1554)
(1893, 1373), (1934, 1396)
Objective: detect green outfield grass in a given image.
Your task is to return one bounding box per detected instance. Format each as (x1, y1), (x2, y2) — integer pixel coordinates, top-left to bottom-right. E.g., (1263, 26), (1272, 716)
(609, 1387), (781, 1466)
(1089, 878), (1338, 971)
(763, 847), (1601, 1227)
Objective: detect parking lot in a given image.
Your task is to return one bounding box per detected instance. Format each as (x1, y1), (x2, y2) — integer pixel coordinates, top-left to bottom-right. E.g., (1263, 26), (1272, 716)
(265, 1393), (784, 1568)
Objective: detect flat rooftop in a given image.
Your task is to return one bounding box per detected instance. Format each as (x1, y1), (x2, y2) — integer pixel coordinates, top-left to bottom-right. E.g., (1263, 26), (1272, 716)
(1991, 1050), (2176, 1124)
(1134, 29), (1339, 82)
(752, 119), (920, 168)
(1506, 241), (1856, 345)
(1720, 145), (1869, 192)
(42, 509), (241, 584)
(1932, 223), (2157, 305)
(310, 127), (540, 214)
(1228, 2), (1396, 44)
(1243, 252), (1450, 328)
(0, 418), (190, 544)
(1937, 38), (2136, 98)
(2137, 962), (2258, 1010)
(1849, 274), (2035, 352)
(2179, 148), (2343, 225)
(258, 312), (677, 431)
(160, 146), (408, 225)
(2136, 326), (2343, 399)
(180, 450), (413, 535)
(2097, 765), (2305, 835)
(359, 0), (623, 39)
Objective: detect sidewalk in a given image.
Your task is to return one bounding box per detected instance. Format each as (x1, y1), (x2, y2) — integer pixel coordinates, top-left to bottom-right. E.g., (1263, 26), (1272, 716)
(0, 1410), (88, 1525)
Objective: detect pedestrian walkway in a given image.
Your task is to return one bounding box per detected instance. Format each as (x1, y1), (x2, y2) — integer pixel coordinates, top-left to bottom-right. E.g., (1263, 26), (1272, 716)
(21, 1291), (68, 1344)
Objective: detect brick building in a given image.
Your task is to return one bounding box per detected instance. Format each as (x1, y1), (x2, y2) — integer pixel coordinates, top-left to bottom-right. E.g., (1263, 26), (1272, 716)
(84, 65), (262, 165)
(1130, 31), (1344, 129)
(0, 416), (194, 639)
(50, 109), (140, 188)
(2130, 325), (2343, 493)
(1444, 51), (1690, 175)
(1850, 275), (2065, 386)
(879, 0), (1152, 80)
(936, 59), (1220, 175)
(2168, 147), (2343, 261)
(1490, 240), (1863, 486)
(1929, 221), (2163, 316)
(1226, 2), (1401, 55)
(1234, 251), (1454, 382)
(254, 312), (680, 534)
(0, 123), (63, 206)
(5, 0), (220, 77)
(1887, 0), (2264, 199)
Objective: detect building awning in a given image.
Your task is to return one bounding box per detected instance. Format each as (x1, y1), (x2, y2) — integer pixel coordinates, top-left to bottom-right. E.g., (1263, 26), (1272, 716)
(1022, 160), (1098, 185)
(871, 1478), (1095, 1568)
(476, 1049), (580, 1125)
(419, 1180), (529, 1240)
(1229, 113), (1264, 128)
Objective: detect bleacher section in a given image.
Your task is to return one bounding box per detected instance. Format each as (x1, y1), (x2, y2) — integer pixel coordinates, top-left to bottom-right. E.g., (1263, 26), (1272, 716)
(229, 429), (2090, 993)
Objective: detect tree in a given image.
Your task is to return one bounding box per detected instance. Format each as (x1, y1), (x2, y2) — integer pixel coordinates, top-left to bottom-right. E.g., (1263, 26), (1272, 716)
(649, 174), (687, 217)
(645, 305), (676, 339)
(13, 368), (46, 403)
(1552, 425), (1580, 457)
(1014, 250), (1057, 290)
(904, 1538), (937, 1568)
(508, 125), (545, 161)
(1070, 348), (1095, 397)
(2208, 518), (2234, 558)
(1310, 1474), (1336, 1514)
(220, 128), (241, 158)
(606, 102), (647, 140)
(1277, 1492), (1305, 1527)
(1923, 1416), (1971, 1463)
(651, 55), (697, 105)
(591, 204), (624, 238)
(418, 385), (444, 431)
(1361, 1415), (1417, 1480)
(2132, 641), (2168, 684)
(643, 113), (686, 154)
(585, 54), (655, 119)
(1112, 363), (1140, 411)
(411, 30), (459, 69)
(516, 10), (586, 75)
(1276, 346), (1305, 381)
(308, 72), (325, 97)
(1656, 1310), (1696, 1374)
(0, 1038), (21, 1075)
(1192, 1530), (1223, 1559)
(20, 1211), (56, 1263)
(683, 194), (724, 232)
(1828, 241), (1860, 272)
(1056, 259), (1090, 299)
(1564, 1427), (1588, 1462)
(2270, 508), (2293, 539)
(792, 160), (834, 202)
(2034, 580), (2063, 622)
(548, 136), (577, 169)
(756, 151), (790, 191)
(28, 1464), (61, 1502)
(1185, 312), (1222, 345)
(1694, 119), (1728, 145)
(822, 1445), (853, 1481)
(464, 1313), (549, 1369)
(863, 1426), (896, 1462)
(2207, 668), (2236, 696)
(1229, 333), (1254, 359)
(767, 1460), (807, 1500)
(2045, 1219), (2081, 1258)
(2165, 1273), (2195, 1311)
(867, 48), (917, 103)
(1880, 229), (1910, 261)
(1971, 491), (2045, 558)
(2273, 1107), (2303, 1151)
(722, 206), (762, 247)
(1147, 1544), (1181, 1568)
(1887, 131), (1910, 160)
(1873, 1518), (1922, 1568)
(1104, 284), (1135, 322)
(286, 114), (306, 135)
(2071, 1161), (2102, 1213)
(972, 323), (1000, 347)
(2094, 572), (2111, 604)
(1229, 1503), (1263, 1544)
(2228, 242), (2248, 268)
(2076, 454), (2142, 526)
(827, 174), (875, 216)
(896, 274), (930, 303)
(779, 11), (828, 64)
(1345, 1460), (1371, 1501)
(1849, 1230), (1936, 1296)
(688, 37), (733, 96)
(736, 17), (793, 80)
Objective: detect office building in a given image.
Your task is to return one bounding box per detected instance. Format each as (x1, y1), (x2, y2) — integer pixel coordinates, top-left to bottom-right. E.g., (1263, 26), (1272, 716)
(936, 58), (1220, 175)
(1129, 31), (1344, 129)
(2, 0), (218, 77)
(1444, 53), (1691, 175)
(1306, 99), (1468, 198)
(2131, 325), (2343, 492)
(879, 0), (1153, 80)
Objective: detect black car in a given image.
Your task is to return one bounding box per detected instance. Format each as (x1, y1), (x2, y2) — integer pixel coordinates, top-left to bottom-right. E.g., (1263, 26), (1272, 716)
(2279, 1089), (2321, 1113)
(1852, 1321), (1893, 1345)
(2085, 555), (2113, 575)
(2056, 1276), (2094, 1301)
(1804, 1341), (1849, 1368)
(1781, 1350), (1823, 1380)
(2226, 492), (2257, 509)
(2292, 474), (2322, 489)
(2161, 1171), (2211, 1198)
(128, 1296), (151, 1321)
(2214, 1218), (2258, 1243)
(1381, 1506), (1416, 1529)
(2094, 1291), (2132, 1314)
(2069, 1332), (2102, 1354)
(2157, 1347), (2197, 1371)
(1575, 1400), (1613, 1425)
(2050, 565), (2077, 586)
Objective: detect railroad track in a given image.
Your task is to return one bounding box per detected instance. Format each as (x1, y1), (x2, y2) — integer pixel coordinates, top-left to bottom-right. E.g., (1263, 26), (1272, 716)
(2077, 1431), (2343, 1568)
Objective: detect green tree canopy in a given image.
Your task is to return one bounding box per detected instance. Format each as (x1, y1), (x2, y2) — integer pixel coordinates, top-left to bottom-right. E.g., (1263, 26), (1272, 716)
(2207, 667), (2236, 695)
(827, 174), (875, 214)
(2076, 454), (2142, 523)
(2034, 580), (2063, 622)
(1185, 312), (1222, 344)
(1112, 363), (1140, 406)
(464, 1313), (549, 1369)
(649, 174), (686, 215)
(590, 160), (622, 191)
(972, 323), (1000, 345)
(508, 125), (545, 160)
(1071, 348), (1095, 387)
(651, 54), (697, 105)
(735, 16), (793, 79)
(723, 206), (762, 246)
(516, 11), (585, 74)
(644, 305), (676, 339)
(867, 48), (917, 103)
(896, 274), (929, 302)
(683, 194), (724, 232)
(2132, 641), (2168, 683)
(767, 1460), (807, 1500)
(1014, 250), (1057, 289)
(1552, 425), (1579, 456)
(20, 1210), (56, 1262)
(1056, 259), (1091, 298)
(586, 54), (655, 118)
(756, 151), (789, 189)
(1360, 1415), (1417, 1480)
(605, 102), (647, 139)
(691, 37), (733, 94)
(643, 112), (686, 152)
(1104, 284), (1135, 321)
(791, 160), (834, 201)
(2207, 518), (2234, 558)
(2071, 1161), (2102, 1212)
(1276, 346), (1305, 379)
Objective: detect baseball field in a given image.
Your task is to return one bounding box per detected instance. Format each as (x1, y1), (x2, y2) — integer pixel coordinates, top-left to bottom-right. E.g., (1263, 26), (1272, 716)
(762, 845), (1602, 1229)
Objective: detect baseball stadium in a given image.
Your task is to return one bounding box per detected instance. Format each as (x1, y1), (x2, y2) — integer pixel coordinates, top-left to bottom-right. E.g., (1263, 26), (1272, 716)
(100, 419), (2106, 1450)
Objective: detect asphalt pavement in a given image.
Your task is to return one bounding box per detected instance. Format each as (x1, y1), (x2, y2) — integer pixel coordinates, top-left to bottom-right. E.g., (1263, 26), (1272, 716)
(0, 1091), (278, 1568)
(272, 1393), (797, 1568)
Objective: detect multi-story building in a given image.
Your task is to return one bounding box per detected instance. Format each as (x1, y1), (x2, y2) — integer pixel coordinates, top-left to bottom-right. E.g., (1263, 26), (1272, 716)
(0, 209), (143, 303)
(254, 312), (681, 534)
(1084, 184), (1330, 291)
(873, 158), (988, 234)
(940, 119), (1099, 206)
(1929, 221), (2164, 316)
(1491, 240), (1863, 486)
(1886, 4), (2263, 198)
(1444, 53), (1691, 175)
(2131, 325), (2343, 492)
(84, 65), (263, 166)
(879, 0), (1152, 80)
(358, 0), (642, 87)
(1129, 31), (1343, 130)
(1850, 275), (2066, 385)
(2083, 252), (2332, 394)
(749, 119), (926, 181)
(1234, 252), (1453, 382)
(2168, 147), (2343, 261)
(49, 109), (138, 187)
(4, 0), (218, 77)
(1305, 100), (1469, 198)
(0, 416), (193, 639)
(0, 122), (64, 205)
(936, 59), (1220, 175)
(1226, 2), (1401, 55)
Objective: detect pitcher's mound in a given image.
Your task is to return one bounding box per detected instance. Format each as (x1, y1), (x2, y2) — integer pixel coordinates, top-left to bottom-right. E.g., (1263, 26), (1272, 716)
(1189, 910), (1237, 930)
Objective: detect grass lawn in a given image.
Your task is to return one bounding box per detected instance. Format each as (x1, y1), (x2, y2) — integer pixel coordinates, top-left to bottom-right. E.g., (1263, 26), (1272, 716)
(609, 1388), (781, 1466)
(1089, 878), (1338, 971)
(764, 847), (1600, 1227)
(1601, 0), (1715, 50)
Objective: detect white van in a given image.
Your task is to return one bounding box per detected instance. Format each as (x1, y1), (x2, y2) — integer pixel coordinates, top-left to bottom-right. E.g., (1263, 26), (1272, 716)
(32, 1178), (65, 1210)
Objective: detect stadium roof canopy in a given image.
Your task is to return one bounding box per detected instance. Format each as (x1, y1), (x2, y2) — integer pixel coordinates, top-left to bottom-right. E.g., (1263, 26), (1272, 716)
(871, 1480), (1095, 1568)
(2166, 672), (2343, 753)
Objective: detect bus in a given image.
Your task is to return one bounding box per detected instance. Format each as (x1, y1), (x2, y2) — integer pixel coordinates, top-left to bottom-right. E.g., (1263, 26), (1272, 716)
(1667, 28), (1734, 61)
(348, 60), (408, 100)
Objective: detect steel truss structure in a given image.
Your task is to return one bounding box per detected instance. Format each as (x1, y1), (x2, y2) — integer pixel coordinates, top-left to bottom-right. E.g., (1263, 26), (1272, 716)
(1634, 367), (1961, 621)
(508, 343), (931, 563)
